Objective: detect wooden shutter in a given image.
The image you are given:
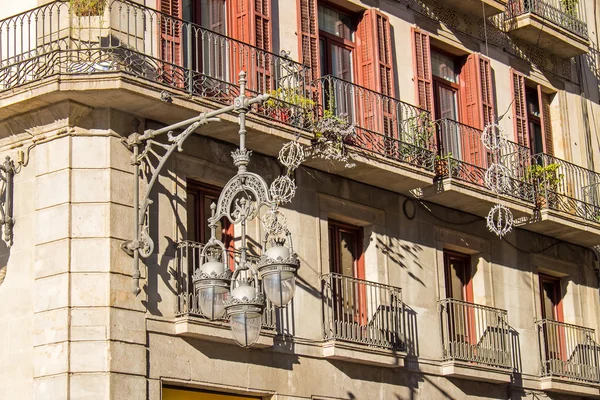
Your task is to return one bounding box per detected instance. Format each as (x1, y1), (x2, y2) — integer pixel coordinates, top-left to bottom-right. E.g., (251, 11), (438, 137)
(511, 69), (529, 148)
(539, 88), (554, 156)
(412, 27), (433, 113)
(357, 10), (395, 137)
(298, 0), (320, 81)
(229, 0), (272, 90)
(159, 0), (183, 84)
(460, 53), (495, 130)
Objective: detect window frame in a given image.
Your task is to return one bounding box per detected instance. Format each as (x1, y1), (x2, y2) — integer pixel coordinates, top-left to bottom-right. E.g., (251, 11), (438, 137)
(317, 3), (357, 82)
(431, 48), (461, 123)
(443, 249), (473, 302)
(186, 180), (234, 248)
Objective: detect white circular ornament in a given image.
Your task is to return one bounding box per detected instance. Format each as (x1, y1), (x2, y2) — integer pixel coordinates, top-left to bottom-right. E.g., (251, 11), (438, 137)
(278, 141), (305, 172)
(261, 207), (288, 236)
(269, 175), (297, 205)
(481, 123), (507, 151)
(486, 204), (514, 237)
(485, 163), (511, 194)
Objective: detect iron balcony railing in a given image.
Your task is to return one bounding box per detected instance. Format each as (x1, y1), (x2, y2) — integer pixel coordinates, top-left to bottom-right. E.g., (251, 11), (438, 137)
(435, 118), (535, 203)
(0, 0), (311, 129)
(439, 298), (511, 368)
(536, 319), (600, 382)
(506, 0), (588, 39)
(530, 153), (600, 223)
(321, 272), (404, 351)
(175, 240), (276, 330)
(312, 75), (436, 172)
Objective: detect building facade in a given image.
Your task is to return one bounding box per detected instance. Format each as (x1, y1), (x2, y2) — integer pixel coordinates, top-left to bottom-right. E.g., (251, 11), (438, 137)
(1, 0), (600, 398)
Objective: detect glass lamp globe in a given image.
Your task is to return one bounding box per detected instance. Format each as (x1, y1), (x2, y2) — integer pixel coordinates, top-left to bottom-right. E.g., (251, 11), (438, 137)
(225, 282), (264, 347)
(198, 285), (228, 320)
(258, 240), (300, 307)
(262, 270), (296, 307)
(192, 254), (231, 320)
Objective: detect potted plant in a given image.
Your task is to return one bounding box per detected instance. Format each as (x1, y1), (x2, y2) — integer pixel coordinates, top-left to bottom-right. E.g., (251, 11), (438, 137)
(435, 153), (456, 178)
(402, 111), (436, 166)
(310, 109), (356, 168)
(264, 88), (315, 128)
(70, 0), (107, 17)
(526, 163), (563, 208)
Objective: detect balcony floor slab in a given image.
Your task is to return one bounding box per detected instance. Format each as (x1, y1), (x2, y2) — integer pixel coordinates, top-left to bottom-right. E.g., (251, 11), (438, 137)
(417, 178), (534, 220)
(522, 209), (600, 247)
(441, 0), (506, 16)
(506, 13), (589, 58)
(322, 339), (405, 368)
(441, 360), (512, 383)
(540, 376), (600, 397)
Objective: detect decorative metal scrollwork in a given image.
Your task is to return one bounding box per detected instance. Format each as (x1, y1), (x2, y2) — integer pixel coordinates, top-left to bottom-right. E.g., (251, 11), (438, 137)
(0, 157), (15, 247)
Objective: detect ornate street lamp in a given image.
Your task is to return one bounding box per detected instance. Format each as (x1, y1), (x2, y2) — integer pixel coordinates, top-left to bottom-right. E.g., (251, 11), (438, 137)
(122, 72), (305, 347)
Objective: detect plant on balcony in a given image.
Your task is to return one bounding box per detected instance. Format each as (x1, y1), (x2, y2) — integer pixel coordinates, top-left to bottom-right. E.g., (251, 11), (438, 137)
(310, 109), (357, 168)
(70, 0), (107, 16)
(263, 88), (315, 129)
(526, 163), (564, 208)
(434, 153), (459, 178)
(560, 0), (578, 17)
(402, 112), (436, 164)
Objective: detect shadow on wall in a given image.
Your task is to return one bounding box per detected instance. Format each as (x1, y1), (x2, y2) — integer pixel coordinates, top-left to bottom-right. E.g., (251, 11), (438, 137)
(377, 236), (425, 287)
(404, 305), (420, 357)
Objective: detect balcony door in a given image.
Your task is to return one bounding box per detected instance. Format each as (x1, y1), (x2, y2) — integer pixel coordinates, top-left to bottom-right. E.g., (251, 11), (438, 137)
(328, 220), (365, 324)
(444, 251), (475, 348)
(432, 50), (461, 160)
(539, 274), (566, 365)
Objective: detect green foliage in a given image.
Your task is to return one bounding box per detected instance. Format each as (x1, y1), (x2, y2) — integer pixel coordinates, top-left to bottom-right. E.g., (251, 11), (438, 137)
(70, 0), (107, 16)
(526, 163), (564, 191)
(407, 112), (435, 149)
(560, 0), (578, 16)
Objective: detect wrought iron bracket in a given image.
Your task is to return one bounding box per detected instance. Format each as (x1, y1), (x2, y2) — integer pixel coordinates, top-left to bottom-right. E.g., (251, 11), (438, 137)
(121, 71), (270, 295)
(0, 157), (16, 248)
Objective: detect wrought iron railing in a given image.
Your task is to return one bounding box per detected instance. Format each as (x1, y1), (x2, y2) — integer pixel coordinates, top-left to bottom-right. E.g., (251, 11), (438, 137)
(536, 319), (600, 382)
(312, 75), (436, 171)
(530, 153), (600, 223)
(321, 272), (404, 350)
(435, 118), (535, 203)
(0, 0), (311, 129)
(505, 0), (588, 39)
(439, 298), (511, 368)
(175, 240), (276, 330)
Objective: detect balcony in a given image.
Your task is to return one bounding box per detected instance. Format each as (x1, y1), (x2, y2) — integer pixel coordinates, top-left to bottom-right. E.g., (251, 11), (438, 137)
(439, 298), (512, 383)
(0, 0), (311, 133)
(524, 153), (600, 247)
(174, 241), (276, 348)
(441, 0), (507, 17)
(321, 273), (405, 367)
(419, 118), (535, 219)
(505, 0), (589, 58)
(536, 319), (600, 395)
(310, 75), (436, 193)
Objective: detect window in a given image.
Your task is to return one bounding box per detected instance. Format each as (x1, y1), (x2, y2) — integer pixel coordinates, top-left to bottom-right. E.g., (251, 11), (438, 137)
(444, 251), (473, 302)
(511, 69), (554, 156)
(186, 181), (233, 247)
(328, 220), (365, 323)
(318, 5), (355, 81)
(539, 274), (563, 321)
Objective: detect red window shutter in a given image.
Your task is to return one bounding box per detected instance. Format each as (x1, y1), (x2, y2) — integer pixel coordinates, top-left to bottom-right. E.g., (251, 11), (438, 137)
(460, 54), (480, 129)
(511, 69), (529, 148)
(229, 0), (272, 90)
(479, 56), (495, 128)
(412, 27), (433, 113)
(539, 89), (554, 156)
(297, 0), (320, 81)
(459, 53), (495, 130)
(356, 10), (395, 137)
(159, 0), (183, 84)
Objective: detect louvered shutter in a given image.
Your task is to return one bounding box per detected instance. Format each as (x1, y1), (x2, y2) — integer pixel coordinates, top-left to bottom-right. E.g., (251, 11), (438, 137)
(479, 56), (494, 128)
(298, 0), (320, 81)
(159, 0), (183, 86)
(511, 69), (529, 148)
(539, 88), (554, 156)
(357, 10), (395, 138)
(412, 27), (433, 113)
(229, 0), (271, 90)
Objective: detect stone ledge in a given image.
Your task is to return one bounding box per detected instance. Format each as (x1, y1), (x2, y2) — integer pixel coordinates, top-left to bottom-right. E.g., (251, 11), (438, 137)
(441, 360), (512, 383)
(524, 209), (600, 247)
(171, 315), (274, 349)
(321, 339), (405, 368)
(540, 376), (600, 397)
